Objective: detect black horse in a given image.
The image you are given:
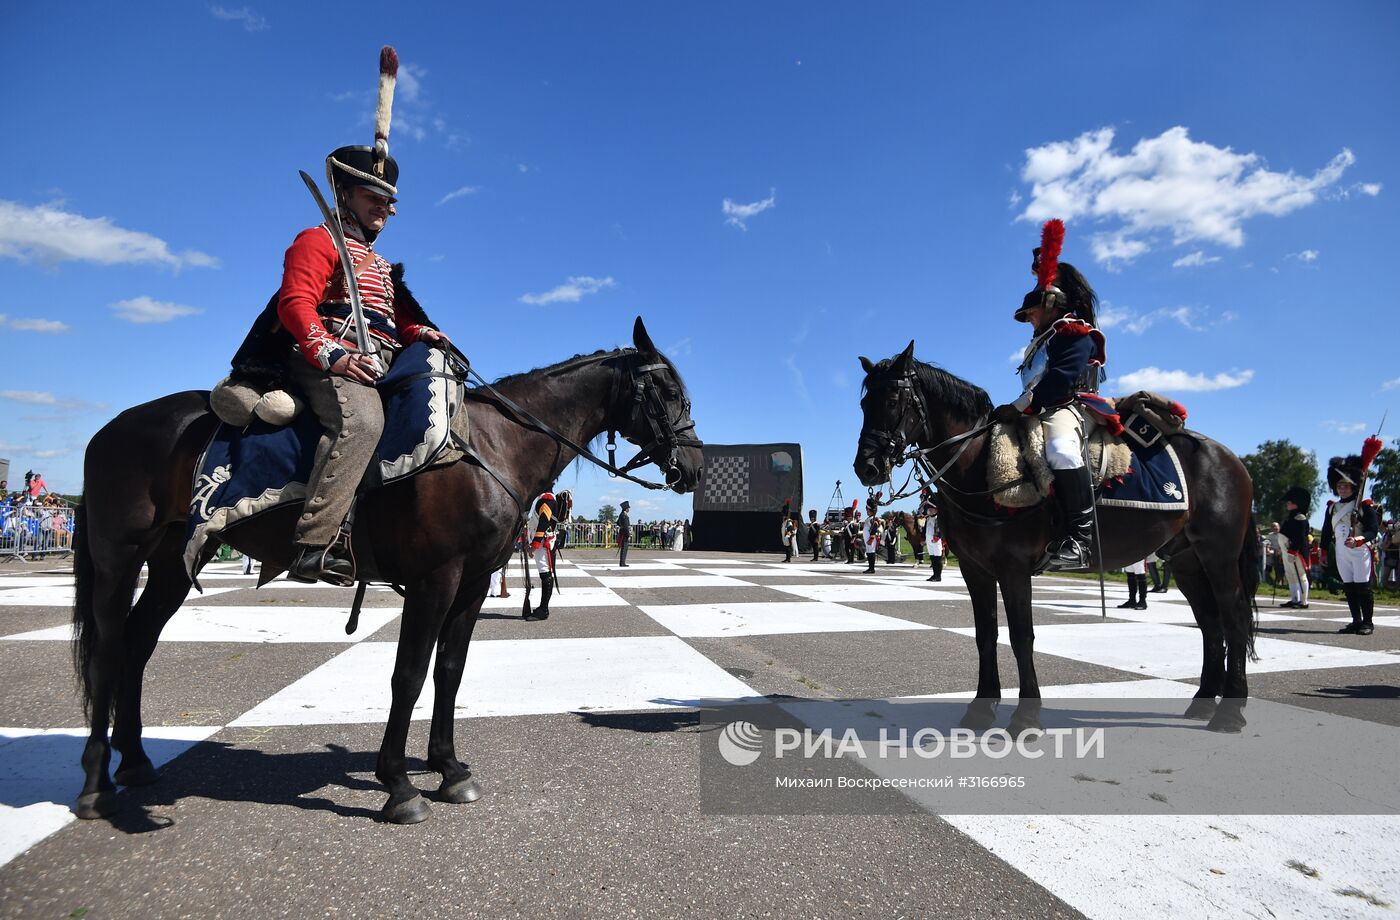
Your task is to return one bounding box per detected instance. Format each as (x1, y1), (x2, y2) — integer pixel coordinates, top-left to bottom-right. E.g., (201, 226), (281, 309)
(854, 343), (1258, 734)
(71, 318), (701, 824)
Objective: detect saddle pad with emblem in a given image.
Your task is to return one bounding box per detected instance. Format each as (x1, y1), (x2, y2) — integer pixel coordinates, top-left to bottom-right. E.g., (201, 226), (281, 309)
(1096, 437), (1189, 511)
(182, 342), (462, 577)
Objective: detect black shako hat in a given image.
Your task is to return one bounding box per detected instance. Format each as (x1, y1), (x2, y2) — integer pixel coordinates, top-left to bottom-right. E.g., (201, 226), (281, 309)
(1283, 485), (1312, 513)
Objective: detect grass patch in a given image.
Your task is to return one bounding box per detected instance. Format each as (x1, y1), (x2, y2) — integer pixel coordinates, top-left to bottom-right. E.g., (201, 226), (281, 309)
(1334, 887), (1391, 908)
(1286, 859), (1320, 879)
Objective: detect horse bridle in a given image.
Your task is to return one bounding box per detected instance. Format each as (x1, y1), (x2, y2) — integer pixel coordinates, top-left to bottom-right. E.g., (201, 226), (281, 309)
(605, 353), (703, 487)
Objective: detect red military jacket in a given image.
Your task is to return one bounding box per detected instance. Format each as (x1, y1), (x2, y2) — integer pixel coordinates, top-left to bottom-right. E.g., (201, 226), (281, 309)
(277, 224), (430, 370)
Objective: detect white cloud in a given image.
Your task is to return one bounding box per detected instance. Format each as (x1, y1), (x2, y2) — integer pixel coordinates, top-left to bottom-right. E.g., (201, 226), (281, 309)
(1008, 190), (1022, 209)
(396, 63), (424, 105)
(1018, 126), (1355, 266)
(1321, 421), (1367, 434)
(519, 276), (616, 306)
(1288, 249), (1319, 262)
(0, 315), (70, 333)
(0, 390), (93, 410)
(1381, 376), (1400, 392)
(436, 185), (480, 206)
(109, 296), (203, 324)
(209, 5), (268, 31)
(1114, 366), (1254, 392)
(1096, 303), (1227, 335)
(665, 337), (693, 358)
(723, 189), (777, 230)
(1359, 183), (1382, 196)
(0, 200), (218, 269)
(1172, 250), (1221, 269)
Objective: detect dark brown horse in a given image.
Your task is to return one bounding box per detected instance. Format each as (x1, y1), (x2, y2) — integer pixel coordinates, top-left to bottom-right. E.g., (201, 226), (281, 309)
(855, 343), (1258, 734)
(71, 318), (701, 824)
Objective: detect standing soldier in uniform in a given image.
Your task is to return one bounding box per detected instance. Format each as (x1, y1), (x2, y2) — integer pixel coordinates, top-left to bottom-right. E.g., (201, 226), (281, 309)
(807, 509), (822, 562)
(1322, 455), (1380, 635)
(992, 220), (1106, 571)
(924, 501), (945, 582)
(861, 494), (882, 573)
(1279, 485), (1313, 610)
(843, 501), (860, 565)
(616, 500), (631, 567)
(525, 493), (562, 621)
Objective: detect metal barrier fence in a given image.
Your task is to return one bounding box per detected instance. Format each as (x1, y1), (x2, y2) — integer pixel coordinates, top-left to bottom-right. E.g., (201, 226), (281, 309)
(1, 501), (76, 560)
(558, 522), (690, 550)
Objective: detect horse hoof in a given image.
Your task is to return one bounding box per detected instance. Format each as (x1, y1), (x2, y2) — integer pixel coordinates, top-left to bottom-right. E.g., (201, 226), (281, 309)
(1183, 698), (1218, 721)
(1008, 715), (1043, 737)
(114, 760), (160, 787)
(74, 791), (118, 820)
(958, 704), (998, 732)
(381, 794), (431, 825)
(437, 776), (482, 805)
(1206, 712), (1246, 733)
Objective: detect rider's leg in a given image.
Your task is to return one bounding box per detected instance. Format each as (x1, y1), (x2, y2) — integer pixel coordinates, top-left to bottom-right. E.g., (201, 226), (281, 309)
(287, 361), (385, 584)
(1043, 407), (1094, 570)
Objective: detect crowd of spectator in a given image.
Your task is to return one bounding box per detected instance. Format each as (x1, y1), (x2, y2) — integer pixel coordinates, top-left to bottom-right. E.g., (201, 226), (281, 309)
(1259, 512), (1399, 591)
(1, 474), (75, 557)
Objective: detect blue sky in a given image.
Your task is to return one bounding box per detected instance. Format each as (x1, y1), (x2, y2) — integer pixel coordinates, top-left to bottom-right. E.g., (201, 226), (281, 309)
(2, 2), (1397, 523)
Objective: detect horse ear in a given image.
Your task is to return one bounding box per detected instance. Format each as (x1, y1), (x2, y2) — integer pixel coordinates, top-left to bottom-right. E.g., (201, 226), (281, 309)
(892, 340), (915, 374)
(633, 316), (658, 355)
(859, 356), (875, 374)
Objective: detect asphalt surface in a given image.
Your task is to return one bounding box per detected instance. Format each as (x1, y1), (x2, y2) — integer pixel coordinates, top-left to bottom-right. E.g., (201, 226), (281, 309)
(2, 549), (1398, 919)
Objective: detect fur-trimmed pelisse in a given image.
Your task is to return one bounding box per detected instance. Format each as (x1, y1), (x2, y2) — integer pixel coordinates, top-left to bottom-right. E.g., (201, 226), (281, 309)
(988, 417), (1131, 508)
(1327, 455), (1363, 494)
(1283, 485), (1312, 513)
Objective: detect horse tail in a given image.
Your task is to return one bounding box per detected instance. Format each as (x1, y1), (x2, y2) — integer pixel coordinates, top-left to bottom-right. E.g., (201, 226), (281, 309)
(1237, 512), (1261, 659)
(70, 501), (99, 719)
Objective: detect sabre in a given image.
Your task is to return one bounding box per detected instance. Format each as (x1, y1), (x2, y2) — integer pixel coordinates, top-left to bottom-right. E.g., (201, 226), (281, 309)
(298, 170), (382, 376)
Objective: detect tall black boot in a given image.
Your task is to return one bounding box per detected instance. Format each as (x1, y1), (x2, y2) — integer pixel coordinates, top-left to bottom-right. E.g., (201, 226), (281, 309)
(1358, 584), (1375, 635)
(928, 556), (943, 582)
(864, 553), (877, 574)
(525, 573), (553, 621)
(1337, 584), (1362, 634)
(1134, 574), (1149, 609)
(1047, 467), (1095, 571)
(1119, 573), (1139, 608)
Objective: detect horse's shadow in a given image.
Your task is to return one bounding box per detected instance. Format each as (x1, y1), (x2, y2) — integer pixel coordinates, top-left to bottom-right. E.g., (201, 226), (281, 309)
(104, 742), (407, 832)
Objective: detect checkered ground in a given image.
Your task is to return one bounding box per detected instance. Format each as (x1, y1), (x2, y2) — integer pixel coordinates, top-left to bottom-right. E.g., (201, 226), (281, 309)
(2, 550), (1397, 919)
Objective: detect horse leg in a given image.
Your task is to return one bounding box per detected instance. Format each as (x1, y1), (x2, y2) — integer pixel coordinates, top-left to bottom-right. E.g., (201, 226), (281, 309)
(999, 573), (1043, 736)
(1166, 551), (1225, 721)
(959, 562), (1003, 731)
(1192, 546), (1251, 733)
(75, 549), (144, 819)
(112, 534), (193, 786)
(427, 573), (490, 804)
(375, 566), (462, 824)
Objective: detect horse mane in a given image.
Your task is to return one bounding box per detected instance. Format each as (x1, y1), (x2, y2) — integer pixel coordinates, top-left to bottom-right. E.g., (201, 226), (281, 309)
(863, 358), (992, 424)
(486, 347), (689, 397)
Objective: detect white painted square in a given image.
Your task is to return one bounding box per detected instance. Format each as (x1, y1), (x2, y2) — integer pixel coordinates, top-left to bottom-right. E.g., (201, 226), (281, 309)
(479, 586), (628, 609)
(2, 606), (399, 644)
(595, 575), (756, 589)
(1320, 615), (1400, 628)
(0, 585), (240, 607)
(0, 726), (218, 869)
(766, 583), (966, 603)
(943, 621), (1400, 677)
(231, 636), (760, 726)
(691, 567), (824, 578)
(575, 562), (685, 571)
(637, 601), (934, 638)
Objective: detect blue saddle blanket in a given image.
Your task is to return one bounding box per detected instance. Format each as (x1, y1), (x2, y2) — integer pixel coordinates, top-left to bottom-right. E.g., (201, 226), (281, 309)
(1097, 438), (1189, 511)
(183, 342), (461, 576)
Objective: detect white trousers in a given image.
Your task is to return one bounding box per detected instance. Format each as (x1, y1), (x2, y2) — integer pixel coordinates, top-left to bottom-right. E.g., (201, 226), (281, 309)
(1335, 543), (1373, 584)
(1281, 552), (1309, 604)
(533, 544), (552, 575)
(1042, 406), (1085, 470)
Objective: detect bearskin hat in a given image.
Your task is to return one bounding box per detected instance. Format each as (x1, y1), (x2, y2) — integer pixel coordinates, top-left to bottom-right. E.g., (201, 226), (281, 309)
(1326, 455), (1362, 495)
(1283, 485), (1312, 513)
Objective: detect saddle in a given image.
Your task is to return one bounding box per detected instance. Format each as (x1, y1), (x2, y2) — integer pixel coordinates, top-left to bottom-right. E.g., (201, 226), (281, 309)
(183, 342), (465, 579)
(988, 391), (1190, 510)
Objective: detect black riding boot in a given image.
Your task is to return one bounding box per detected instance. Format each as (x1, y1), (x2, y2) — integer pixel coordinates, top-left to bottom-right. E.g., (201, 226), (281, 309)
(928, 556), (944, 582)
(1358, 584), (1375, 635)
(1047, 467), (1096, 571)
(1118, 573), (1139, 608)
(864, 553), (877, 574)
(1134, 573), (1149, 609)
(525, 573), (553, 621)
(1337, 584), (1363, 634)
(289, 541), (355, 587)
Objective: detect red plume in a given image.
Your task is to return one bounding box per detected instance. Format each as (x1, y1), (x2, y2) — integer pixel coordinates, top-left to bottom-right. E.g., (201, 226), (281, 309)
(1037, 219), (1065, 290)
(851, 500), (859, 510)
(1361, 436), (1384, 472)
(379, 45), (399, 77)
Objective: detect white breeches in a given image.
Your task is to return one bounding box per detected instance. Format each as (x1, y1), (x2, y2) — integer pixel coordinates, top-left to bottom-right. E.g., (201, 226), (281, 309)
(1041, 406), (1085, 470)
(1336, 543), (1373, 584)
(533, 544), (552, 575)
